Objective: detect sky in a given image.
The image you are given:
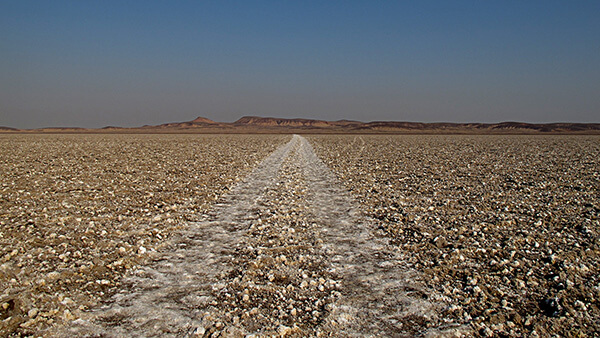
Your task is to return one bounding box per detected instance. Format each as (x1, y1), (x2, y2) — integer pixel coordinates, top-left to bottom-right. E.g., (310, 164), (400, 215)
(1, 1), (599, 129)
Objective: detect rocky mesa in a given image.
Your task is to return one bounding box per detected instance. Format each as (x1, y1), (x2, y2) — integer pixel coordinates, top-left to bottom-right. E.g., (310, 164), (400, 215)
(2, 116), (599, 134)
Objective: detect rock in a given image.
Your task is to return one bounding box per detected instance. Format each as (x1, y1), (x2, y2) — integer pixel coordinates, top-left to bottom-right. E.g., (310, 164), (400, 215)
(540, 297), (563, 317)
(278, 325), (293, 336)
(432, 236), (448, 248)
(480, 325), (494, 337)
(191, 326), (206, 336)
(28, 308), (38, 318)
(64, 309), (76, 321)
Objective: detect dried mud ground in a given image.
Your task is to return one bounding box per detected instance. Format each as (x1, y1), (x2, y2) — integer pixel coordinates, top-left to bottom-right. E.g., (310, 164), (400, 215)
(308, 134), (600, 337)
(0, 134), (598, 337)
(0, 134), (289, 336)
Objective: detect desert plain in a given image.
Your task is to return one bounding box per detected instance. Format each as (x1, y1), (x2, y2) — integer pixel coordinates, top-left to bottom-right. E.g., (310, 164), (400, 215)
(0, 133), (598, 337)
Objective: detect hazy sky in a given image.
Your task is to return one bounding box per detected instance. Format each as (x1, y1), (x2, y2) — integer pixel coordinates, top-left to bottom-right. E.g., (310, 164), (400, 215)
(1, 1), (599, 128)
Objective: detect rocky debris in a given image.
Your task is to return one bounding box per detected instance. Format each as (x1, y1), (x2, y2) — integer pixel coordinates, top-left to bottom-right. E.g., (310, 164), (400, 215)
(3, 133), (598, 336)
(53, 135), (452, 337)
(196, 139), (339, 335)
(309, 134), (600, 337)
(200, 136), (449, 336)
(0, 134), (289, 336)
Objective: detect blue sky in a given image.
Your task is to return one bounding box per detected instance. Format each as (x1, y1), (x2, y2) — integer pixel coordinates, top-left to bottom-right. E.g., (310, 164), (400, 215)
(1, 1), (599, 128)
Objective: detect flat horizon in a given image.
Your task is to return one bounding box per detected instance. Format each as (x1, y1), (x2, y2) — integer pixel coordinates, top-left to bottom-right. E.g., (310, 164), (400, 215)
(3, 115), (599, 131)
(2, 2), (599, 129)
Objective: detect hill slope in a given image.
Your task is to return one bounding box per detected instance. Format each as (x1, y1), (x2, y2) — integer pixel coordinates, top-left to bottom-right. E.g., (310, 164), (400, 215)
(3, 116), (600, 134)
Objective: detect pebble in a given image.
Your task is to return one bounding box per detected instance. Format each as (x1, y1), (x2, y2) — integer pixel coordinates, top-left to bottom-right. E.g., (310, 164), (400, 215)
(28, 308), (38, 318)
(0, 134), (289, 335)
(4, 134), (598, 337)
(309, 134), (600, 337)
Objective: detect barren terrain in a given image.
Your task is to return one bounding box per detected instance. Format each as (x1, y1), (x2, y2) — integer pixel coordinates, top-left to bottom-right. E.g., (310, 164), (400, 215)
(52, 135), (461, 337)
(1, 134), (598, 337)
(0, 134), (289, 336)
(309, 134), (600, 336)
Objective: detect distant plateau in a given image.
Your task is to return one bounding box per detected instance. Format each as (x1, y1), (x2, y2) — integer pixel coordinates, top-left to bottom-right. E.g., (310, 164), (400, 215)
(2, 116), (599, 134)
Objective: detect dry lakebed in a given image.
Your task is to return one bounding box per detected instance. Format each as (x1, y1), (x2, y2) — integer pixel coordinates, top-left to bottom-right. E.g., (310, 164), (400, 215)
(0, 134), (598, 337)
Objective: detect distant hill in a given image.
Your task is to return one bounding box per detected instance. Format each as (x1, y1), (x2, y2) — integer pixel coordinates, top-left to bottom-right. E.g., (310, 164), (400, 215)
(141, 116), (227, 130)
(234, 116), (368, 129)
(235, 116), (331, 128)
(228, 116), (600, 134)
(2, 116), (599, 134)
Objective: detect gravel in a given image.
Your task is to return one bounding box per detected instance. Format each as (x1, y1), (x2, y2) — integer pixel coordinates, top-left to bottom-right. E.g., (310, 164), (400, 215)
(0, 134), (289, 336)
(56, 135), (454, 337)
(2, 133), (598, 337)
(308, 134), (600, 337)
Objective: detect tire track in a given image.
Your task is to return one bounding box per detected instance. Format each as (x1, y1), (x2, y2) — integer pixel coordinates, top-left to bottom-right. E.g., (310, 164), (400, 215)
(57, 135), (461, 337)
(57, 136), (297, 337)
(298, 137), (451, 337)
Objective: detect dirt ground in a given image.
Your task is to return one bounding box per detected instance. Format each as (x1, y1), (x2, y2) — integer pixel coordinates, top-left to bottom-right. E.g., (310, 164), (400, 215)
(0, 134), (289, 336)
(1, 134), (598, 337)
(309, 134), (600, 337)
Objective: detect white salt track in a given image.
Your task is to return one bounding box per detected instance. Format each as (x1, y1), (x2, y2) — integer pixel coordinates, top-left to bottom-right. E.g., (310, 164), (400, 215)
(58, 135), (463, 337)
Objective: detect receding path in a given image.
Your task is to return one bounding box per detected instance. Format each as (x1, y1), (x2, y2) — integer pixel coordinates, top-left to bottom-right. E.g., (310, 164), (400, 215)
(60, 135), (458, 337)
